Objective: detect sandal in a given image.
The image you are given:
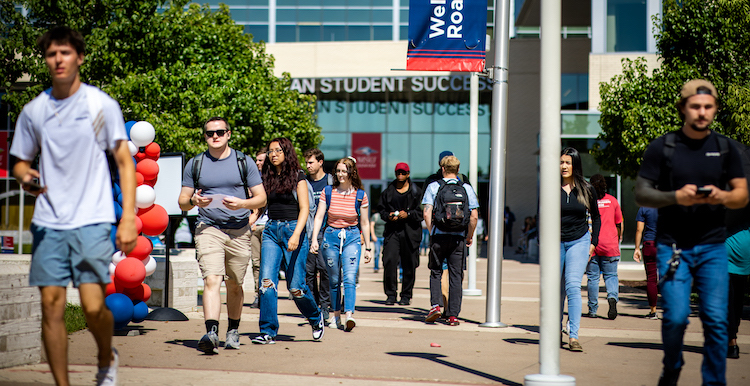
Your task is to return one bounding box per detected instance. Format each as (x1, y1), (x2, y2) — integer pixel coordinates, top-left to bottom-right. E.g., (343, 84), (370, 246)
(569, 340), (583, 352)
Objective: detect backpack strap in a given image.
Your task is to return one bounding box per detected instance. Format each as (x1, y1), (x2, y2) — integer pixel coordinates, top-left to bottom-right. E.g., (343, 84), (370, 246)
(192, 152), (205, 191)
(717, 135), (730, 188)
(355, 189), (365, 217)
(235, 150), (250, 199)
(324, 185), (333, 212)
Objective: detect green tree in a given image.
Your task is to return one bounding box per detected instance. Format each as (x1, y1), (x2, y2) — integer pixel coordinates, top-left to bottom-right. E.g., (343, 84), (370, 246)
(1, 0), (321, 158)
(594, 0), (750, 179)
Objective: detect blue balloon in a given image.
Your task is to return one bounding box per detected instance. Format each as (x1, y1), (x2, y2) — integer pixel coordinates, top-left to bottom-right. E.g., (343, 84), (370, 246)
(112, 183), (122, 199)
(110, 225), (118, 248)
(114, 202), (123, 221)
(131, 301), (149, 323)
(125, 121), (137, 140)
(106, 293), (134, 327)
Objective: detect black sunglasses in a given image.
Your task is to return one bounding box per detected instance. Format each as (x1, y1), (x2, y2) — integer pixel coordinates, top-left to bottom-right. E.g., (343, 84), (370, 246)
(205, 130), (227, 137)
(395, 170), (409, 175)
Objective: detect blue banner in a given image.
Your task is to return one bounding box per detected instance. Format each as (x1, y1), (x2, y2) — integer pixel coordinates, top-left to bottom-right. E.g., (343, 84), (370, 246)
(407, 0), (488, 72)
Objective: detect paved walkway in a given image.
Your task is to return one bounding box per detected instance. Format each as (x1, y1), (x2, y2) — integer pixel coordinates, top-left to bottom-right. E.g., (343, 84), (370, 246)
(1, 246), (749, 385)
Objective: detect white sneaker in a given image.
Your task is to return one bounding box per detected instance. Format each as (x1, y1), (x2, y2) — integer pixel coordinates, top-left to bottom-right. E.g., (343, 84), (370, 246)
(328, 315), (340, 329)
(95, 348), (118, 386)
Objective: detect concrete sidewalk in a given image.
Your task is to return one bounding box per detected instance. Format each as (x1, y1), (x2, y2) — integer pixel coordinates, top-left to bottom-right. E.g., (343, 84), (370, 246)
(1, 246), (749, 385)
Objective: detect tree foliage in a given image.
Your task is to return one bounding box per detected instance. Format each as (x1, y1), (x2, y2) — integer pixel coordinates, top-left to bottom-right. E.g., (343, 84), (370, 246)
(1, 0), (321, 158)
(594, 0), (750, 179)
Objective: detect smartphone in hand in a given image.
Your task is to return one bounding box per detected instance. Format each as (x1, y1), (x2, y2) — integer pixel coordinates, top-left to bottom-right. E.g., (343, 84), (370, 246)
(696, 187), (712, 197)
(22, 180), (44, 193)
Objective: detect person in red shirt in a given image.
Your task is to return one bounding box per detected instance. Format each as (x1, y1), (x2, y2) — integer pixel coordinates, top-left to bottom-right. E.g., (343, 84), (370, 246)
(585, 174), (623, 320)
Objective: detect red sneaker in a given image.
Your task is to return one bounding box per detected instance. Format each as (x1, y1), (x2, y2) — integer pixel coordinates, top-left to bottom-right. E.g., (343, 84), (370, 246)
(448, 316), (460, 326)
(425, 306), (442, 323)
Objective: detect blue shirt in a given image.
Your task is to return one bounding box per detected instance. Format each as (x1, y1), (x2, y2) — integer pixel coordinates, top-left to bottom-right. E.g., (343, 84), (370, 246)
(636, 207), (658, 242)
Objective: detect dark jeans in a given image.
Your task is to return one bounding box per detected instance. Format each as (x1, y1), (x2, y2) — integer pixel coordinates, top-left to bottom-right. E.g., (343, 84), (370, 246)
(306, 249), (330, 318)
(728, 273), (748, 341)
(428, 234), (466, 317)
(382, 230), (419, 300)
(643, 241), (658, 308)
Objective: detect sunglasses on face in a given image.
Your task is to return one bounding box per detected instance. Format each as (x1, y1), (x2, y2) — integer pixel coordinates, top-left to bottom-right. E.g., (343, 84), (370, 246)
(204, 130), (227, 137)
(396, 170), (409, 175)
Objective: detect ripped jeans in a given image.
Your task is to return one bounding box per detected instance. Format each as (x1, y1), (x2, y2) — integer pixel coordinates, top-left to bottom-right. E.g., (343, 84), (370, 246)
(322, 226), (361, 313)
(259, 220), (321, 337)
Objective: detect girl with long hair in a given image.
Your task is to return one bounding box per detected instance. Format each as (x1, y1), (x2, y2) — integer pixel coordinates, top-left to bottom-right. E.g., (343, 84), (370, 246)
(310, 157), (372, 331)
(559, 147), (600, 352)
(253, 137), (324, 344)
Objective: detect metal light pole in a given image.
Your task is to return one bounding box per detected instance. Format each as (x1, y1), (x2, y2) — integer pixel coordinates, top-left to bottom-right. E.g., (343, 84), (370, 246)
(465, 72), (482, 297)
(524, 0), (575, 384)
(480, 0), (510, 328)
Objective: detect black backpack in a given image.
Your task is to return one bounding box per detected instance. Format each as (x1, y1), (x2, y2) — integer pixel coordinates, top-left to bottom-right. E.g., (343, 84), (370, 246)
(433, 179), (471, 232)
(191, 150), (250, 199)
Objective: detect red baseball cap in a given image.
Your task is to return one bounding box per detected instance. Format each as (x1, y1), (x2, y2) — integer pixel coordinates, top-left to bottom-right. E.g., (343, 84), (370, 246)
(395, 162), (410, 172)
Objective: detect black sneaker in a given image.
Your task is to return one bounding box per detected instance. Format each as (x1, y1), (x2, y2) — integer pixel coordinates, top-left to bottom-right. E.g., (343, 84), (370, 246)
(252, 334), (275, 345)
(311, 315), (325, 341)
(249, 298), (259, 309)
(658, 368), (680, 386)
(398, 297), (411, 306)
(385, 296), (396, 306)
(607, 298), (618, 320)
(198, 331), (219, 354)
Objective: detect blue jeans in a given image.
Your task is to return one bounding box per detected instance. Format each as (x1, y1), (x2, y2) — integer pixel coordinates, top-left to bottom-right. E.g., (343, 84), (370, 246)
(586, 255), (620, 313)
(560, 232), (590, 340)
(657, 243), (728, 385)
(322, 226), (361, 313)
(259, 220), (321, 337)
(373, 236), (384, 271)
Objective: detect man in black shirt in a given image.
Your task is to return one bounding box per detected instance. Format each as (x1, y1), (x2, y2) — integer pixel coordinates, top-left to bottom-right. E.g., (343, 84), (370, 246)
(635, 79), (748, 386)
(377, 163), (423, 305)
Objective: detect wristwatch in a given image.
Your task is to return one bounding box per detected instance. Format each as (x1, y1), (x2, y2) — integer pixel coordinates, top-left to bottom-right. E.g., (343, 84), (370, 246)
(366, 248), (372, 251)
(393, 210), (400, 217)
(189, 196), (195, 206)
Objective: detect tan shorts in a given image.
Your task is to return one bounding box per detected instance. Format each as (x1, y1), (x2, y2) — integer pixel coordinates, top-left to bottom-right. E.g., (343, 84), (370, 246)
(195, 222), (252, 284)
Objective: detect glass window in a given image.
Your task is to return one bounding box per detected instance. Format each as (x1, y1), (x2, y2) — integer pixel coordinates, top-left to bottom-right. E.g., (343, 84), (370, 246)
(349, 101), (387, 132)
(400, 10), (409, 21)
(432, 103), (471, 133)
(561, 113), (602, 136)
(277, 0), (298, 6)
(478, 105), (491, 133)
(298, 9), (321, 23)
(347, 10), (372, 23)
(317, 101), (348, 132)
(298, 0), (321, 6)
(322, 9), (348, 22)
(277, 9), (297, 22)
(399, 26), (408, 40)
(348, 0), (372, 6)
(410, 102), (433, 133)
(245, 25), (269, 43)
(325, 0), (348, 5)
(560, 139), (609, 177)
(276, 26), (297, 42)
(606, 0), (647, 52)
(299, 26), (322, 41)
(409, 134), (433, 178)
(347, 26), (371, 40)
(320, 133), (349, 160)
(385, 134), (410, 172)
(433, 134), (470, 169)
(373, 26), (391, 40)
(386, 101), (410, 132)
(561, 73), (588, 110)
(244, 9), (269, 23)
(322, 26), (347, 41)
(371, 10), (391, 22)
(372, 0), (391, 6)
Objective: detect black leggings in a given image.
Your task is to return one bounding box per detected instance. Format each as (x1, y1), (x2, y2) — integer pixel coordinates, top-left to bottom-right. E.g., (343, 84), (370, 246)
(728, 273), (749, 341)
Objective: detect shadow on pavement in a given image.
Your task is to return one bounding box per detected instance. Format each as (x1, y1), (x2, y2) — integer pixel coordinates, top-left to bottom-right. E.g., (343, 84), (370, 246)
(504, 338), (539, 346)
(606, 341), (703, 354)
(386, 352), (523, 385)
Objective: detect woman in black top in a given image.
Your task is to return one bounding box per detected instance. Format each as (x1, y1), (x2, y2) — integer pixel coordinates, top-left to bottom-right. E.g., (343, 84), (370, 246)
(559, 147), (600, 352)
(253, 137), (324, 345)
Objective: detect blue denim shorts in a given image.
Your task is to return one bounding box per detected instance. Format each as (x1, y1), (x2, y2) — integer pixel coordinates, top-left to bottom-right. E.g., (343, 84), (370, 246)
(29, 223), (114, 287)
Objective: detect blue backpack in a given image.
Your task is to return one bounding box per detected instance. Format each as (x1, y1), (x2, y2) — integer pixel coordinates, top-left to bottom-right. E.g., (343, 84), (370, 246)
(323, 185), (365, 228)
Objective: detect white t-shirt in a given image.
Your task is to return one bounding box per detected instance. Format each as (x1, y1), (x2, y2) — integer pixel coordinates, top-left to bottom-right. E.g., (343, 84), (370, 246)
(10, 84), (128, 230)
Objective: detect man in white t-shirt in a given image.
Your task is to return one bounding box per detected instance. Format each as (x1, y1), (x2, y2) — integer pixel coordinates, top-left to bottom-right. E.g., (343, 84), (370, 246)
(10, 26), (138, 386)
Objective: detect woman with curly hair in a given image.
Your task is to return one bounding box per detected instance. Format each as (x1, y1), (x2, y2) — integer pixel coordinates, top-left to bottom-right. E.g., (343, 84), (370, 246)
(253, 137), (324, 345)
(310, 157), (371, 331)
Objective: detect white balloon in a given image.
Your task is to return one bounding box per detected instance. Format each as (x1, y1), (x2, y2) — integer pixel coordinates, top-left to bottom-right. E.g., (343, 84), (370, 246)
(112, 251), (126, 265)
(130, 121), (155, 147)
(135, 185), (156, 208)
(127, 141), (138, 157)
(109, 262), (117, 276)
(143, 256), (157, 276)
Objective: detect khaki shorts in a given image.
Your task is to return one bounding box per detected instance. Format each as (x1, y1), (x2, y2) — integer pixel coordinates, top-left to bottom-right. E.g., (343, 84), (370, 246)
(195, 222), (252, 284)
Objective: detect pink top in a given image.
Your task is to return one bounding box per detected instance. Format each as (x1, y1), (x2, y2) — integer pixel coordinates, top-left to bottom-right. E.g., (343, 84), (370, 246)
(322, 188), (369, 228)
(594, 193), (623, 257)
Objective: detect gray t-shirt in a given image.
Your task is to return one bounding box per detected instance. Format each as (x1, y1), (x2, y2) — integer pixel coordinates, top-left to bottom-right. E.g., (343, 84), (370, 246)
(10, 84), (127, 230)
(182, 149), (263, 229)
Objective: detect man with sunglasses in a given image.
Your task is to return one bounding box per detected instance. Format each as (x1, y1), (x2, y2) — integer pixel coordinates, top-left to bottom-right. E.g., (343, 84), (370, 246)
(376, 163), (423, 306)
(179, 117), (267, 354)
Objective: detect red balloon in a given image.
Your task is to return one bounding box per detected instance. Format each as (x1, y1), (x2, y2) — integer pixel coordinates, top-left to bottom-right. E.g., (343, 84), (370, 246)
(126, 235), (152, 260)
(138, 204), (169, 236)
(123, 282), (151, 302)
(105, 275), (122, 296)
(136, 159), (159, 180)
(135, 172), (145, 186)
(134, 152), (147, 163)
(143, 177), (157, 187)
(134, 216), (143, 234)
(114, 257), (146, 288)
(144, 142), (160, 161)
